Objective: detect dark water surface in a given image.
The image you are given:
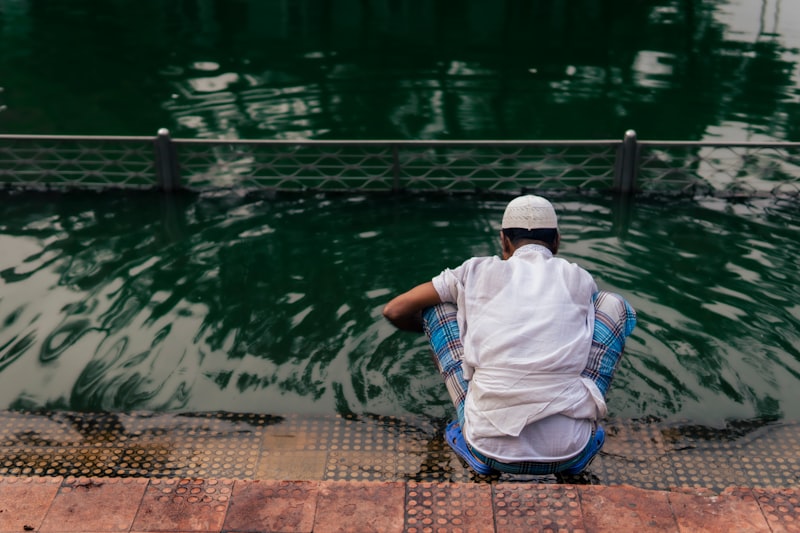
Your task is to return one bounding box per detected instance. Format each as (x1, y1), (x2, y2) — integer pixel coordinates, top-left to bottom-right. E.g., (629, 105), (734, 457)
(1, 0), (799, 141)
(1, 1), (799, 426)
(1, 190), (798, 425)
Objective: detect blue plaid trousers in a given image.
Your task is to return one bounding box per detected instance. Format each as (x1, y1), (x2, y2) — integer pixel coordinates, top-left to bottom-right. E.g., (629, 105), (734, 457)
(422, 290), (636, 475)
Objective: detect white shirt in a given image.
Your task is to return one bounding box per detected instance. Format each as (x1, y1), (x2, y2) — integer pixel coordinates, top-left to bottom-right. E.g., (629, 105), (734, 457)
(431, 244), (604, 462)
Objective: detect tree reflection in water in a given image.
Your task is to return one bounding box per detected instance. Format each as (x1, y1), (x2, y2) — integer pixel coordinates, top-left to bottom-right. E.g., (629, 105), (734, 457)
(0, 0), (797, 142)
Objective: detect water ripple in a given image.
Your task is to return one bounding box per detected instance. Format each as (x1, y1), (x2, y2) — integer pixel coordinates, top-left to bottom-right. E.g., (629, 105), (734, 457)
(0, 191), (799, 425)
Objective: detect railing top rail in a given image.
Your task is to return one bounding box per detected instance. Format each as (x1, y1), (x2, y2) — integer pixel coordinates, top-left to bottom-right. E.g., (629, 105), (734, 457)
(0, 133), (154, 142)
(2, 133), (798, 149)
(0, 134), (618, 145)
(638, 140), (800, 148)
(170, 138), (621, 147)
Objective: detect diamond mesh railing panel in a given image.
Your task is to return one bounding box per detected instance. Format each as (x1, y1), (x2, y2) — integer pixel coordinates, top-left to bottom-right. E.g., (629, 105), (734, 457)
(638, 143), (800, 198)
(0, 136), (157, 190)
(174, 140), (619, 193)
(175, 141), (397, 191)
(396, 142), (618, 192)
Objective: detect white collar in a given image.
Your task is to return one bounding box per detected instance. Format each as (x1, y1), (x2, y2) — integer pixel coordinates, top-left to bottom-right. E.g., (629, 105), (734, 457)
(513, 244), (553, 259)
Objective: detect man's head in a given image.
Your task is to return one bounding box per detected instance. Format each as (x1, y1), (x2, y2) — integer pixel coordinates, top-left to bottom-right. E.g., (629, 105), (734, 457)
(500, 195), (559, 257)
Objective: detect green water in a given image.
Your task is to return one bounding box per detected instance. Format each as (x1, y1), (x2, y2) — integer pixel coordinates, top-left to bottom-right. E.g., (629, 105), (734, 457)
(1, 1), (799, 425)
(0, 0), (799, 141)
(1, 190), (798, 425)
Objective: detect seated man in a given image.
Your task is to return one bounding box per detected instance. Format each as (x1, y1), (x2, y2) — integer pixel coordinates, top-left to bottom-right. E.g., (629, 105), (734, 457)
(383, 195), (636, 475)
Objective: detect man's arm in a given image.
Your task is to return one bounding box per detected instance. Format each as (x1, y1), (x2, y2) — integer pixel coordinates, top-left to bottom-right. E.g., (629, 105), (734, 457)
(382, 281), (443, 332)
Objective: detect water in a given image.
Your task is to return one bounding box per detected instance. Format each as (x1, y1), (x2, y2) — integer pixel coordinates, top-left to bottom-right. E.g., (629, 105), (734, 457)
(1, 0), (799, 426)
(1, 190), (798, 426)
(0, 0), (799, 142)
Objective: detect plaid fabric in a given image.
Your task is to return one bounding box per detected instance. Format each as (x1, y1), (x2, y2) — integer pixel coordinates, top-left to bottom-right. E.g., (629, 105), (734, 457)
(422, 290), (636, 475)
(581, 291), (638, 396)
(422, 303), (468, 424)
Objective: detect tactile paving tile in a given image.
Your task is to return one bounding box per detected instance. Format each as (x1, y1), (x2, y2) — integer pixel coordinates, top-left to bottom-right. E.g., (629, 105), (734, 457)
(496, 472), (561, 484)
(327, 419), (398, 453)
(669, 450), (749, 492)
(734, 422), (800, 451)
(754, 487), (800, 532)
(738, 454), (800, 489)
(0, 446), (126, 477)
(731, 422), (800, 489)
(0, 411), (101, 446)
(493, 483), (585, 532)
(132, 478), (233, 532)
(660, 420), (760, 453)
(114, 444), (184, 477)
(257, 450), (329, 480)
(603, 419), (668, 456)
(260, 414), (359, 451)
(261, 413), (439, 452)
(405, 481), (494, 531)
(591, 453), (679, 491)
(113, 443), (260, 479)
(116, 412), (272, 443)
(0, 411), (265, 479)
(223, 480), (319, 532)
(562, 420), (675, 490)
(325, 450), (458, 482)
(392, 418), (443, 453)
(344, 415), (439, 452)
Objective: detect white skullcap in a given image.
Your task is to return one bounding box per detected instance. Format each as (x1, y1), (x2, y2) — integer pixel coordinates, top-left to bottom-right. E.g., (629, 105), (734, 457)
(501, 195), (558, 230)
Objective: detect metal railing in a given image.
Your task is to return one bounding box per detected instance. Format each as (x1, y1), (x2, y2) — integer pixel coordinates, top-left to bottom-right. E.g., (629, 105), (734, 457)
(1, 129), (799, 198)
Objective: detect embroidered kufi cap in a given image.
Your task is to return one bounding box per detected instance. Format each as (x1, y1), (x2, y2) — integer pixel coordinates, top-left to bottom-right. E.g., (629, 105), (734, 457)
(501, 195), (558, 230)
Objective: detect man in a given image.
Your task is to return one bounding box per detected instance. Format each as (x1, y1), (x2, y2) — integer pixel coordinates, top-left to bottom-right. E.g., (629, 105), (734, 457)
(383, 195), (636, 475)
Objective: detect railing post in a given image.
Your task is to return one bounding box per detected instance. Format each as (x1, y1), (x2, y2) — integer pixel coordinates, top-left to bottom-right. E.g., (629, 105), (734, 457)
(391, 143), (401, 192)
(155, 128), (181, 192)
(614, 129), (638, 195)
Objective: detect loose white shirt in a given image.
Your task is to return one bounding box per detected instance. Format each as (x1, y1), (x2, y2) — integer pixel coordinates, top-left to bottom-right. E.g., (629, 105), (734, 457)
(431, 244), (605, 462)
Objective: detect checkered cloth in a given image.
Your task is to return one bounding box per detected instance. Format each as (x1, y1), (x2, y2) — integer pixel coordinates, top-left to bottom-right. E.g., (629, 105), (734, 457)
(581, 291), (638, 397)
(422, 290), (636, 475)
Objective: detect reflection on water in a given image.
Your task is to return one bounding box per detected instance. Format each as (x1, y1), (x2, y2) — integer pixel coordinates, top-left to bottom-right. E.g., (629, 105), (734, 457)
(153, 0), (800, 142)
(0, 191), (798, 425)
(0, 0), (798, 141)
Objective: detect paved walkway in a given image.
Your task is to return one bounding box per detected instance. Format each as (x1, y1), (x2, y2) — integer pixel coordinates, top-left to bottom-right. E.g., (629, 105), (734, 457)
(1, 410), (799, 531)
(1, 475), (798, 532)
